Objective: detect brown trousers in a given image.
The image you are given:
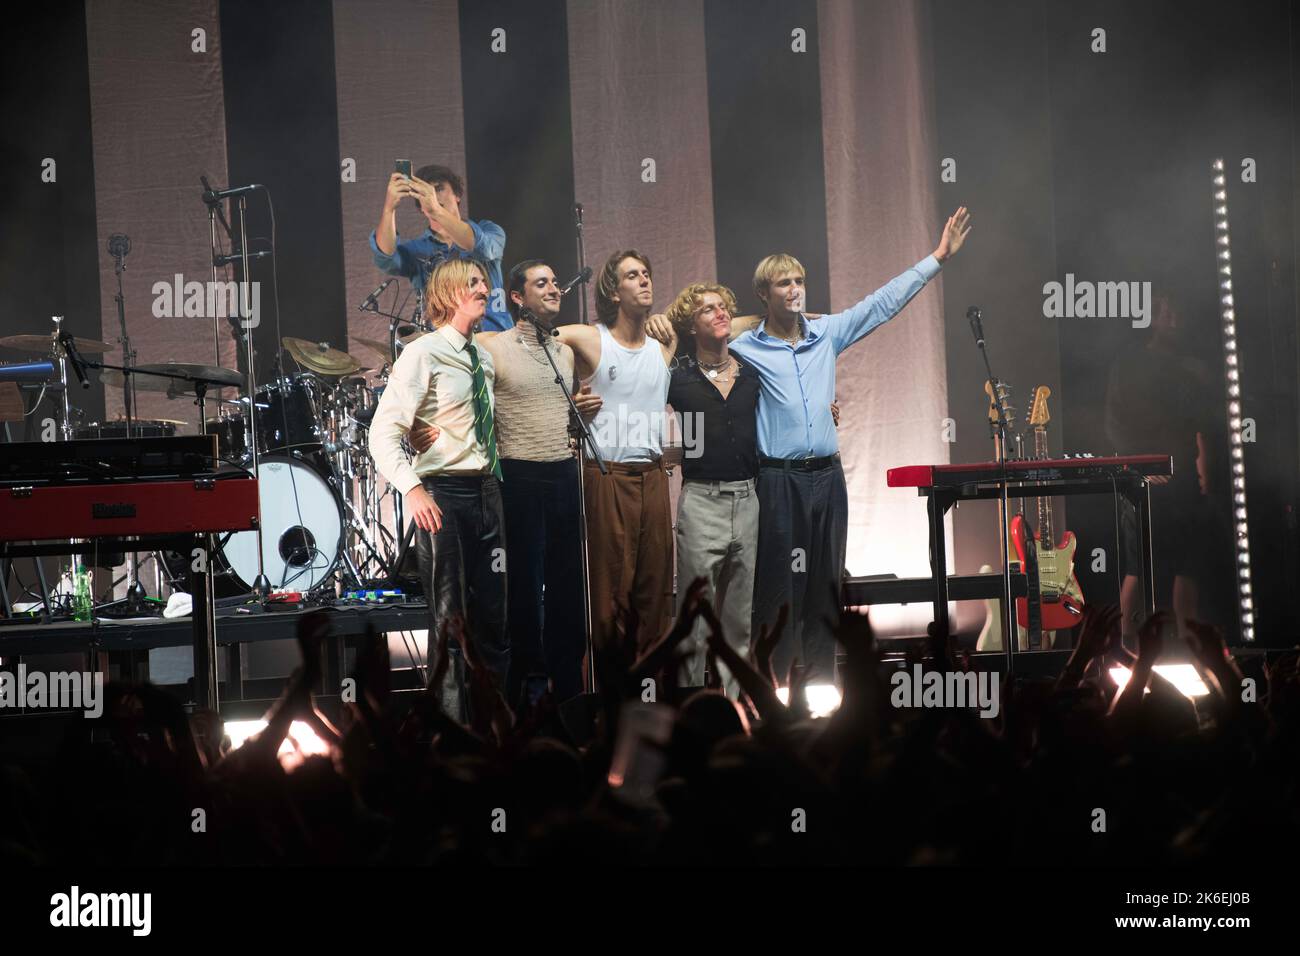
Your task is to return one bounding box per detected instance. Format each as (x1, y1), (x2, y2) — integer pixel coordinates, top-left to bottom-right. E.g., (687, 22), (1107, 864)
(583, 459), (673, 652)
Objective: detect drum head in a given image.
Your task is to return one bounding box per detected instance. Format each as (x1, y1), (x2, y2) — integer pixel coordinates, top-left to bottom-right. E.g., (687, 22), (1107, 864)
(220, 456), (342, 592)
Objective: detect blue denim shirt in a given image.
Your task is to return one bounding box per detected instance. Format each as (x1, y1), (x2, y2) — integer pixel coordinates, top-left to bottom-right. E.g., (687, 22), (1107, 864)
(369, 218), (511, 331)
(730, 255), (941, 459)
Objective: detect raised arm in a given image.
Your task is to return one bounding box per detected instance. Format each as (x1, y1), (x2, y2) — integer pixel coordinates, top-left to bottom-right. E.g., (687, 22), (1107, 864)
(826, 206), (972, 354)
(554, 323), (603, 380)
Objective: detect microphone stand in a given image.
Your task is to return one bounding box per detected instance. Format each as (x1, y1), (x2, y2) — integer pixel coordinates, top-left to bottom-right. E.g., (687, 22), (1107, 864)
(200, 181), (271, 596)
(522, 308), (606, 693)
(574, 203), (589, 327)
(107, 235), (148, 612)
(970, 308), (1017, 670)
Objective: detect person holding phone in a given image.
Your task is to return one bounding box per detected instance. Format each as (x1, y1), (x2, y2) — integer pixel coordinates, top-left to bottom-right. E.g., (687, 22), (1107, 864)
(371, 162), (512, 331)
(367, 258), (509, 710)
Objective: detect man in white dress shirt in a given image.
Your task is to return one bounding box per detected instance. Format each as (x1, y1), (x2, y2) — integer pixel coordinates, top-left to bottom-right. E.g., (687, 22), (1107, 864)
(368, 258), (508, 699)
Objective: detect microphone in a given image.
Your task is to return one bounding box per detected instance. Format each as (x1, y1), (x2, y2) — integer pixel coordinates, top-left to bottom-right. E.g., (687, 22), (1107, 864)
(204, 182), (262, 200)
(213, 249), (271, 267)
(200, 175), (234, 236)
(558, 267), (593, 297)
(520, 307), (560, 338)
(967, 306), (985, 348)
(58, 333), (90, 389)
(358, 277), (395, 311)
(107, 234), (131, 260)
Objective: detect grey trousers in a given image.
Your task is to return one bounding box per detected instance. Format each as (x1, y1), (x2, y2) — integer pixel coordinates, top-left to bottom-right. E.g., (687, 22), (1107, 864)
(751, 458), (848, 684)
(674, 478), (759, 698)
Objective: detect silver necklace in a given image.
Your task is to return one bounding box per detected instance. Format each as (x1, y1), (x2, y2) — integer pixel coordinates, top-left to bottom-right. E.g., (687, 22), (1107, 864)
(698, 355), (734, 380)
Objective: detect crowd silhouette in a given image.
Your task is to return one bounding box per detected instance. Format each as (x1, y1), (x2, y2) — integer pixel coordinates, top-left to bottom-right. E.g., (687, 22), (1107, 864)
(2, 581), (1298, 867)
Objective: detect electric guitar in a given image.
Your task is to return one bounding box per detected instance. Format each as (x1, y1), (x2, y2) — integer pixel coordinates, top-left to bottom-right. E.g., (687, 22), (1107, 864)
(1010, 386), (1085, 632)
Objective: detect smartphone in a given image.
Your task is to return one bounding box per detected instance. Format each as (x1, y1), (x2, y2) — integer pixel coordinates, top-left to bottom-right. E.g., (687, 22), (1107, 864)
(395, 159), (412, 179)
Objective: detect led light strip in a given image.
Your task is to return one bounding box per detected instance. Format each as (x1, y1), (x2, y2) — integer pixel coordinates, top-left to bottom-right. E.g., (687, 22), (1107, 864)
(1213, 158), (1254, 642)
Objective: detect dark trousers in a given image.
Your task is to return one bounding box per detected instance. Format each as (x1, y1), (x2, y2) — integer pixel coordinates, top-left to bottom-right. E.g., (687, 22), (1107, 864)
(500, 457), (585, 704)
(415, 474), (509, 711)
(751, 457), (848, 683)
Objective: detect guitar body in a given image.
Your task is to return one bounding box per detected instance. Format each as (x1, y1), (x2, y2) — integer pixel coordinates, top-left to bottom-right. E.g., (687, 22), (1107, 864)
(1011, 514), (1084, 630)
(977, 383), (1086, 650)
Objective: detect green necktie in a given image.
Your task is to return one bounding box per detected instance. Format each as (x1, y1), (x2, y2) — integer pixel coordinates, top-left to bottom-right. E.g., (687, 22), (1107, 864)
(465, 341), (502, 480)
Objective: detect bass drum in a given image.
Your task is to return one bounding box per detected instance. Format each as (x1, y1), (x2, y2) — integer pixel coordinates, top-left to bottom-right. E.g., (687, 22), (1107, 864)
(220, 456), (344, 593)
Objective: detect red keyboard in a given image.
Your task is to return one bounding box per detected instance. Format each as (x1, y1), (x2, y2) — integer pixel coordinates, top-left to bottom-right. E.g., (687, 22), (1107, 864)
(0, 477), (259, 541)
(888, 454), (1173, 489)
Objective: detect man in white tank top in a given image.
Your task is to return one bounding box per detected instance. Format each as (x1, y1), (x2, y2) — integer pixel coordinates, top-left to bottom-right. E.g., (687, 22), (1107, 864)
(554, 250), (676, 652)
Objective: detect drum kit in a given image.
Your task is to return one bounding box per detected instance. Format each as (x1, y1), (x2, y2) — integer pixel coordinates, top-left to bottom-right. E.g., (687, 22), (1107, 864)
(0, 323), (412, 601)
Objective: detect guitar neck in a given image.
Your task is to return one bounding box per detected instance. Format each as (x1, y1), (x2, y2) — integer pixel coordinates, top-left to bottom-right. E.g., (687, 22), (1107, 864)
(1034, 426), (1052, 544)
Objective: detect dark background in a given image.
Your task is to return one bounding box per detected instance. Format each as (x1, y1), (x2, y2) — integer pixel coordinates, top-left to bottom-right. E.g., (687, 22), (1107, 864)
(2, 0), (1297, 643)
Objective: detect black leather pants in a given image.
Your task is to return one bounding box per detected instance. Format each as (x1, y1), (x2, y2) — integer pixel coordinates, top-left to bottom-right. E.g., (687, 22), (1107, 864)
(415, 474), (509, 710)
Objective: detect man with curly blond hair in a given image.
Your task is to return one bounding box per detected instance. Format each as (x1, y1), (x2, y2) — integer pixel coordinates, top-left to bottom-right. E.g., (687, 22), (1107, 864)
(661, 282), (761, 694)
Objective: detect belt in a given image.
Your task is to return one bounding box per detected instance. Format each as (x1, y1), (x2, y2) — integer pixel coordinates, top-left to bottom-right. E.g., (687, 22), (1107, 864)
(683, 477), (755, 495)
(759, 454), (839, 472)
(584, 458), (663, 475)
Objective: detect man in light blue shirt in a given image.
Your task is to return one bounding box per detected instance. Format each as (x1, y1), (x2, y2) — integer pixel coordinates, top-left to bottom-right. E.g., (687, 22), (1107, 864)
(656, 207), (972, 685)
(370, 163), (512, 331)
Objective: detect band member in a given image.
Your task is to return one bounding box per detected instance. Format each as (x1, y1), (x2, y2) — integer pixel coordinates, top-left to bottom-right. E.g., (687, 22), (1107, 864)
(371, 163), (512, 331)
(651, 208), (972, 685)
(662, 283), (761, 696)
(1104, 292), (1226, 637)
(367, 259), (508, 705)
(411, 260), (602, 704)
(550, 251), (675, 652)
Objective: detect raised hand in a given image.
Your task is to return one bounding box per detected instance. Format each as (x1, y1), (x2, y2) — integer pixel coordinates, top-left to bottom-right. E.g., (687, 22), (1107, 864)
(383, 172), (415, 212)
(406, 175), (447, 227)
(934, 206), (972, 262)
(1137, 609), (1172, 663)
(1078, 603), (1121, 659)
(1058, 603), (1121, 690)
(786, 659), (811, 721)
(1184, 619), (1227, 668)
(749, 604), (789, 689)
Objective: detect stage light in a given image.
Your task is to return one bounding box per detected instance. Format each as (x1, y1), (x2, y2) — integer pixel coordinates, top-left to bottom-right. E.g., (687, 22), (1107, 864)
(775, 683), (842, 718)
(223, 718), (331, 768)
(1109, 663), (1211, 698)
(1211, 159), (1256, 643)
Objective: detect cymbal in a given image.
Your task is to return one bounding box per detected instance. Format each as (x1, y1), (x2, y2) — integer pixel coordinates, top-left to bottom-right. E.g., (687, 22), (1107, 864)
(0, 333), (115, 354)
(399, 329), (429, 345)
(283, 337), (362, 376)
(353, 337), (394, 362)
(101, 363), (243, 393)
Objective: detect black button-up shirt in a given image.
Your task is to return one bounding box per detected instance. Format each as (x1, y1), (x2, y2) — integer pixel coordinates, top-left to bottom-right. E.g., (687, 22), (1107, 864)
(668, 358), (760, 481)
